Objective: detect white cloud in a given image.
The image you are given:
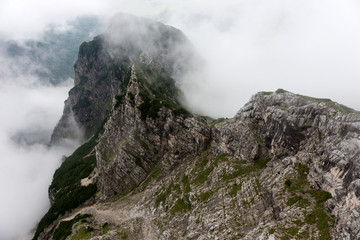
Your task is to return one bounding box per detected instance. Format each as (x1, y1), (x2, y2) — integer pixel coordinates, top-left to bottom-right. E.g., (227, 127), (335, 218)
(162, 0), (360, 117)
(2, 0), (360, 116)
(1, 1), (360, 238)
(0, 67), (77, 240)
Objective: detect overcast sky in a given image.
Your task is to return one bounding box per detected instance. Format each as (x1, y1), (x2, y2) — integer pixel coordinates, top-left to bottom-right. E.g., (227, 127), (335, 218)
(1, 0), (360, 117)
(1, 0), (360, 239)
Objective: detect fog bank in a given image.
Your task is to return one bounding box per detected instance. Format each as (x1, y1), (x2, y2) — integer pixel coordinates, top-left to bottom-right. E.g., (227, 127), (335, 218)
(1, 1), (360, 239)
(0, 77), (77, 239)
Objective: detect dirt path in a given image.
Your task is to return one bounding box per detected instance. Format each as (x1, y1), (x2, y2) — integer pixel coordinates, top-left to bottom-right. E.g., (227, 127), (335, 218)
(62, 190), (146, 224)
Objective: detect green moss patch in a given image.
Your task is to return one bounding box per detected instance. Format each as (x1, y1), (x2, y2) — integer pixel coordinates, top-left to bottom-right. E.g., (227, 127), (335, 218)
(53, 214), (92, 240)
(33, 138), (98, 240)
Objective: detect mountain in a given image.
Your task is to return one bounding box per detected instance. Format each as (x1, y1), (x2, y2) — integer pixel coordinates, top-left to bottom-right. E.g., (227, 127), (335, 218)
(34, 14), (360, 240)
(1, 16), (103, 85)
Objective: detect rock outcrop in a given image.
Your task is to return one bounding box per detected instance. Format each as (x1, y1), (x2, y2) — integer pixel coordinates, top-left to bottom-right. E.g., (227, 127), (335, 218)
(35, 14), (360, 240)
(51, 13), (194, 144)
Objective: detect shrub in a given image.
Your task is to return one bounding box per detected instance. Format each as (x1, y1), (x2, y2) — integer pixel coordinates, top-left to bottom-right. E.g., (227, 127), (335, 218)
(53, 214), (91, 240)
(33, 138), (98, 240)
(285, 179), (292, 187)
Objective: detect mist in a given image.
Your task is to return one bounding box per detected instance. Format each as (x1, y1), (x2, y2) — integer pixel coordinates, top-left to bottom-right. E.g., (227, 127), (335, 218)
(0, 73), (76, 239)
(0, 18), (87, 240)
(161, 0), (360, 117)
(1, 0), (360, 239)
(2, 0), (360, 117)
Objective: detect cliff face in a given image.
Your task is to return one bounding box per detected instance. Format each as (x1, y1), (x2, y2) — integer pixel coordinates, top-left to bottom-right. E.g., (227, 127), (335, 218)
(95, 62), (211, 198)
(51, 13), (193, 144)
(211, 91), (360, 239)
(36, 14), (360, 240)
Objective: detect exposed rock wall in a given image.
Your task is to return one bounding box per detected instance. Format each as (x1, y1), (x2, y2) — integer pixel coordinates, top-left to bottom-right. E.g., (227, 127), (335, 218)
(95, 64), (211, 198)
(37, 14), (360, 240)
(213, 91), (360, 239)
(51, 13), (194, 144)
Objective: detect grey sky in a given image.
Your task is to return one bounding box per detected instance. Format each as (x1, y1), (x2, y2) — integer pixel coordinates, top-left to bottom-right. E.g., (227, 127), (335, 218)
(1, 0), (360, 117)
(1, 1), (360, 239)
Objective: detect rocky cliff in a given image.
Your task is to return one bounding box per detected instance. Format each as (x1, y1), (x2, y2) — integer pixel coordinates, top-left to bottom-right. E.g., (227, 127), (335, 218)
(51, 13), (193, 144)
(34, 14), (360, 240)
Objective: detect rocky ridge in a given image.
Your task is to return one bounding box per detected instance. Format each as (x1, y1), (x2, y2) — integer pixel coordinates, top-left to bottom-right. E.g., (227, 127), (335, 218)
(34, 14), (360, 240)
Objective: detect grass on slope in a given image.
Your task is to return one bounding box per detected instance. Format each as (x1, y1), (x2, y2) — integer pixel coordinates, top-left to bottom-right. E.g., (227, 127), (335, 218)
(32, 138), (98, 240)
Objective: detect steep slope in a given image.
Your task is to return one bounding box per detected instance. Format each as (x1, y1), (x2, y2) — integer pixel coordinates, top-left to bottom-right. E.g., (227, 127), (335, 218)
(34, 14), (360, 240)
(51, 13), (193, 144)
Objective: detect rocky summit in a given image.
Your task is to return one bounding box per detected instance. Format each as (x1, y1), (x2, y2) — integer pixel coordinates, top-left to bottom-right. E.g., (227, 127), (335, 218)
(34, 13), (360, 240)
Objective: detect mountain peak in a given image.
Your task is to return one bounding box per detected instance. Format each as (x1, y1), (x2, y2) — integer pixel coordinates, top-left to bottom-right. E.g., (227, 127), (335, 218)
(51, 14), (193, 145)
(36, 14), (360, 240)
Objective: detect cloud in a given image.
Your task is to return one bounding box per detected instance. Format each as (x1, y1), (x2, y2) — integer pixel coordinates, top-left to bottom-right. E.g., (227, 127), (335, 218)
(161, 0), (360, 117)
(0, 77), (77, 240)
(2, 0), (359, 117)
(0, 45), (81, 239)
(1, 1), (360, 238)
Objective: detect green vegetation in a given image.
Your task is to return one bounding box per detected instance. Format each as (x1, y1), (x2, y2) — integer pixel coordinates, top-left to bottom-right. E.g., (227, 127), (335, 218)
(308, 189), (332, 204)
(285, 163), (309, 193)
(233, 159), (247, 165)
(213, 154), (229, 165)
(205, 117), (227, 127)
(155, 181), (179, 208)
(223, 157), (271, 180)
(154, 174), (194, 213)
(102, 222), (109, 234)
(275, 89), (288, 94)
(284, 179), (292, 187)
(198, 190), (215, 202)
(115, 95), (124, 109)
(293, 220), (304, 227)
(53, 214), (91, 240)
(286, 227), (299, 236)
(229, 183), (242, 197)
(286, 195), (303, 206)
(116, 231), (129, 239)
(128, 92), (135, 106)
(137, 93), (162, 120)
(138, 64), (178, 98)
(193, 167), (214, 185)
(170, 197), (191, 214)
(70, 226), (92, 240)
(195, 155), (209, 169)
(155, 192), (167, 208)
(119, 64), (132, 92)
(262, 91), (274, 96)
(134, 63), (191, 120)
(284, 163), (334, 239)
(182, 174), (191, 193)
(33, 138), (98, 240)
(113, 63), (132, 109)
(134, 155), (143, 168)
(50, 137), (97, 190)
(301, 95), (360, 114)
(190, 154), (229, 185)
(141, 166), (163, 188)
(304, 212), (316, 224)
(274, 88), (359, 114)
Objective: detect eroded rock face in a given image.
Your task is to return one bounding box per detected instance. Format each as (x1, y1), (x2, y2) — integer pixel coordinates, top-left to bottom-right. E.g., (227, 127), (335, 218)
(43, 88), (360, 240)
(212, 91), (360, 239)
(38, 14), (360, 240)
(51, 13), (194, 144)
(95, 65), (211, 198)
